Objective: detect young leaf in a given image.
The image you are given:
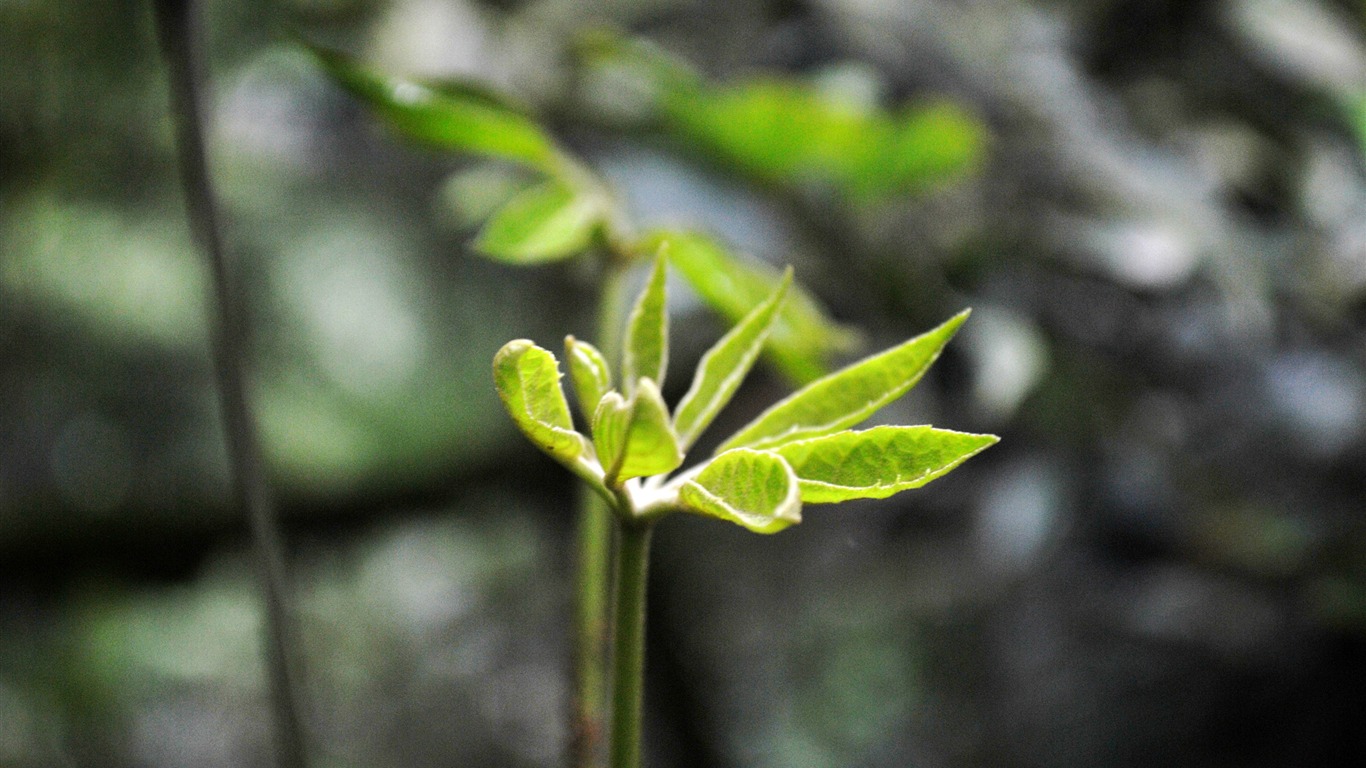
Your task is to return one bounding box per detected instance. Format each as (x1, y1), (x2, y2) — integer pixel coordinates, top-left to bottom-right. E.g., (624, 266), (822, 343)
(591, 391), (631, 481)
(493, 340), (598, 484)
(474, 181), (602, 263)
(621, 254), (669, 391)
(308, 43), (561, 172)
(716, 310), (970, 453)
(772, 425), (998, 503)
(565, 335), (612, 422)
(647, 230), (860, 383)
(672, 268), (791, 450)
(594, 379), (684, 484)
(678, 448), (802, 533)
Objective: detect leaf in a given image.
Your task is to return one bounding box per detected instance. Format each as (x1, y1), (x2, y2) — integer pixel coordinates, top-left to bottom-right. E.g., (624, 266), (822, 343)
(565, 335), (612, 422)
(678, 449), (802, 534)
(591, 391), (630, 480)
(493, 340), (598, 485)
(593, 379), (684, 484)
(579, 33), (985, 201)
(621, 253), (669, 391)
(614, 379), (684, 481)
(716, 310), (970, 453)
(474, 181), (603, 263)
(870, 101), (986, 196)
(772, 425), (998, 503)
(308, 43), (561, 172)
(672, 268), (790, 450)
(667, 78), (872, 185)
(647, 229), (860, 383)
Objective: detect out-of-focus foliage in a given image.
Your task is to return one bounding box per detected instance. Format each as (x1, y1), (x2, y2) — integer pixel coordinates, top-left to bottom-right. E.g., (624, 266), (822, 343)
(494, 256), (993, 532)
(581, 31), (987, 202)
(646, 229), (862, 382)
(311, 42), (563, 171)
(307, 39), (876, 385)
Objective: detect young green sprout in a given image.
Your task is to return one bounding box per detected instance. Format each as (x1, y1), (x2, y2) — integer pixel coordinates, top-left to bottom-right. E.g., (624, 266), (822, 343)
(494, 253), (997, 533)
(495, 251), (996, 768)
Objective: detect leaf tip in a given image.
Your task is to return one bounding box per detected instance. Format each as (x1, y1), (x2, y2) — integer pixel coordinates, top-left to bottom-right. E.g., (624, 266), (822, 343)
(946, 306), (972, 330)
(494, 338), (536, 361)
(649, 244), (670, 277)
(924, 307), (973, 348)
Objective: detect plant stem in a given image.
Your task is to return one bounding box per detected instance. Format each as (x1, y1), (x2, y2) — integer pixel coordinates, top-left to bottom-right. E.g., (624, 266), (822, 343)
(572, 260), (634, 767)
(609, 519), (653, 768)
(572, 490), (612, 763)
(152, 3), (310, 767)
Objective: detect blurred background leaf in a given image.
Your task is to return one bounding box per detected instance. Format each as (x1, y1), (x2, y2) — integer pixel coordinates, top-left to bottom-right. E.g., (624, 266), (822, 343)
(582, 29), (987, 202)
(308, 41), (565, 172)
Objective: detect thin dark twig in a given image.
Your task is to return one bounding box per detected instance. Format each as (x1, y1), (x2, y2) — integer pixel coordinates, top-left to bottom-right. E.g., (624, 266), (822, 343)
(151, 2), (310, 766)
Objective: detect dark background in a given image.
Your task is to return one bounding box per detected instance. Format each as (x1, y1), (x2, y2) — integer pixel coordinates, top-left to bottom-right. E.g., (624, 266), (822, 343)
(2, 0), (1365, 766)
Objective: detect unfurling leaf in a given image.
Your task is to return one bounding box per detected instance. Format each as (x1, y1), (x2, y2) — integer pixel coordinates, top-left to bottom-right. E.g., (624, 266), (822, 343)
(772, 425), (998, 503)
(622, 253), (669, 391)
(679, 449), (801, 533)
(566, 336), (612, 422)
(673, 268), (790, 450)
(717, 310), (970, 453)
(308, 43), (562, 172)
(648, 230), (859, 383)
(474, 181), (602, 263)
(493, 340), (598, 485)
(591, 391), (630, 480)
(594, 379), (684, 484)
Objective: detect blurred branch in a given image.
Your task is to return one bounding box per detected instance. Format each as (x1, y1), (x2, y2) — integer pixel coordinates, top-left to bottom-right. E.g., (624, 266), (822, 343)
(151, 2), (311, 767)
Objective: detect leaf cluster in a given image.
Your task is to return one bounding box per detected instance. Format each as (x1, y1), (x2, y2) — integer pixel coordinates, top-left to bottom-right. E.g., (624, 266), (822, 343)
(494, 254), (997, 533)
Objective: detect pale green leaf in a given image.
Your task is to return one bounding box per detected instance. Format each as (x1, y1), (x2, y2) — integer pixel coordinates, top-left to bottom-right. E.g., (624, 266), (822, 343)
(591, 391), (630, 481)
(474, 181), (602, 263)
(622, 253), (669, 390)
(594, 379), (684, 484)
(493, 340), (598, 484)
(717, 310), (970, 452)
(565, 335), (612, 422)
(673, 268), (791, 450)
(646, 230), (860, 383)
(678, 449), (802, 533)
(616, 379), (684, 482)
(308, 43), (562, 172)
(772, 425), (998, 503)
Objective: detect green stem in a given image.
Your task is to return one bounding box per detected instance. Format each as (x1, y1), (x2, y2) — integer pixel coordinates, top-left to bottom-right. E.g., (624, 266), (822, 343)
(608, 520), (653, 768)
(572, 260), (634, 767)
(572, 490), (612, 763)
(152, 3), (309, 767)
